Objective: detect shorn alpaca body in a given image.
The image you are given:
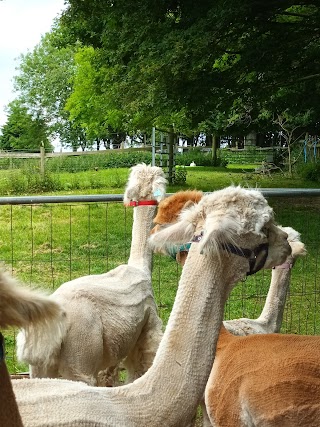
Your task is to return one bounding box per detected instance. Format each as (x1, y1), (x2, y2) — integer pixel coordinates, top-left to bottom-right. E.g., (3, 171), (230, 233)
(11, 186), (291, 426)
(17, 164), (166, 386)
(0, 271), (64, 427)
(205, 325), (320, 427)
(202, 230), (306, 427)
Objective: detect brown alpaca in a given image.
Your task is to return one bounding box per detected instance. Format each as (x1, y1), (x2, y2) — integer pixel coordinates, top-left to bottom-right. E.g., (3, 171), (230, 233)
(153, 190), (203, 265)
(0, 334), (23, 427)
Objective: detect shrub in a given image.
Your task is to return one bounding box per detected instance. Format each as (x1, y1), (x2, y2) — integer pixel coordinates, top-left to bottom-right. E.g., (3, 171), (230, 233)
(175, 148), (218, 167)
(297, 162), (320, 182)
(46, 151), (153, 173)
(219, 147), (275, 164)
(173, 166), (187, 185)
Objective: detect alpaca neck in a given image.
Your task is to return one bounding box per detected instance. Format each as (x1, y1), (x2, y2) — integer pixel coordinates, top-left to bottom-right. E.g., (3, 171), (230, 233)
(257, 259), (293, 332)
(127, 205), (157, 274)
(124, 245), (245, 426)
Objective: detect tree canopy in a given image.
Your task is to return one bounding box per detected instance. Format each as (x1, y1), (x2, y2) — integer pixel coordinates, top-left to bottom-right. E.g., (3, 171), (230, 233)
(0, 100), (52, 152)
(60, 0), (320, 134)
(13, 23), (80, 148)
(5, 0), (320, 152)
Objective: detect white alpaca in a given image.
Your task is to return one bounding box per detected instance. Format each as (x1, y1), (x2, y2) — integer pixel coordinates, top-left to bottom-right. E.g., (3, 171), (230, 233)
(11, 185), (291, 426)
(0, 270), (63, 330)
(153, 191), (306, 336)
(17, 163), (166, 386)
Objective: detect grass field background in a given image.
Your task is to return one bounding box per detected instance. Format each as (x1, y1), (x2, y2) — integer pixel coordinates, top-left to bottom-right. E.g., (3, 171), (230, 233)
(2, 165), (320, 375)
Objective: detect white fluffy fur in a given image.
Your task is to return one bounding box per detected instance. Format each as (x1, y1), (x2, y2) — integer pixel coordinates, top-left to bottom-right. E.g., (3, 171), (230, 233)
(151, 186), (276, 264)
(0, 270), (63, 330)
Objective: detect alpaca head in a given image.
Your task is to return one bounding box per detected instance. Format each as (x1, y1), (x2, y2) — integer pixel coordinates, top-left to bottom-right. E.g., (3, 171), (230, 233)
(150, 186), (291, 275)
(123, 163), (167, 205)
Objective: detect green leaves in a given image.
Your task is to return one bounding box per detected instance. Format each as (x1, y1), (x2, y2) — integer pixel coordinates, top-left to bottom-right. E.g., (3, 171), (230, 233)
(0, 100), (52, 152)
(4, 0), (320, 148)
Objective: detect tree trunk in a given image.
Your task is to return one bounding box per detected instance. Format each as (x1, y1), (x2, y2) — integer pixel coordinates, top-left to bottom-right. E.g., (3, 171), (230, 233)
(168, 126), (175, 184)
(212, 135), (219, 164)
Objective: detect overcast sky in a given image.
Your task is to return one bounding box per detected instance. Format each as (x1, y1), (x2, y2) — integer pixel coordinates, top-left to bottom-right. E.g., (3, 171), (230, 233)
(0, 0), (66, 127)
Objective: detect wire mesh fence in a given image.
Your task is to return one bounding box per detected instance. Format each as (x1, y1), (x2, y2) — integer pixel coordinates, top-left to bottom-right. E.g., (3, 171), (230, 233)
(1, 190), (320, 371)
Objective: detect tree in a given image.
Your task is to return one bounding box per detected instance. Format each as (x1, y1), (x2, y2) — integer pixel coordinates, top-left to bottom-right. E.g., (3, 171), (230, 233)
(60, 0), (320, 135)
(273, 112), (312, 177)
(0, 100), (52, 152)
(65, 46), (127, 142)
(13, 22), (80, 149)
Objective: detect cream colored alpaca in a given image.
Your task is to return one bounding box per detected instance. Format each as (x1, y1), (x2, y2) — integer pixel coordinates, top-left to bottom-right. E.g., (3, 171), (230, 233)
(17, 163), (166, 386)
(0, 271), (63, 427)
(11, 186), (291, 426)
(0, 270), (63, 330)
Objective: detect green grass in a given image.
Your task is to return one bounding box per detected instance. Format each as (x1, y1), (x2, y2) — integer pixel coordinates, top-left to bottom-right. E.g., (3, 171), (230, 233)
(1, 163), (320, 196)
(169, 166), (320, 192)
(2, 165), (320, 373)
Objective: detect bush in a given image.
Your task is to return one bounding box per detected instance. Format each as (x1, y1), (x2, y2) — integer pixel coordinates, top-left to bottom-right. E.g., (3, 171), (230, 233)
(219, 147), (275, 165)
(3, 169), (62, 194)
(173, 166), (187, 185)
(297, 162), (320, 182)
(175, 148), (225, 167)
(47, 151), (153, 173)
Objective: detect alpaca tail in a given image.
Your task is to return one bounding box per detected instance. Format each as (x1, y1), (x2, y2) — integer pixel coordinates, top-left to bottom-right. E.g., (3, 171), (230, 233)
(0, 271), (63, 329)
(0, 270), (66, 367)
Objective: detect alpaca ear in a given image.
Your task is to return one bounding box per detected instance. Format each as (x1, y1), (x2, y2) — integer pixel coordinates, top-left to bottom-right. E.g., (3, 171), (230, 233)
(149, 219), (196, 251)
(198, 213), (242, 255)
(290, 241), (307, 258)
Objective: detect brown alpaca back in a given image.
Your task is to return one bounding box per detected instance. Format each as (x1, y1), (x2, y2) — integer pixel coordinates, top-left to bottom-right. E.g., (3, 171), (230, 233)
(206, 327), (320, 426)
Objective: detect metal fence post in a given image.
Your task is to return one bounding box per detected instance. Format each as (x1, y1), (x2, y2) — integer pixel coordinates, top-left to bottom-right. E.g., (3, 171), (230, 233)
(152, 127), (156, 166)
(40, 143), (45, 177)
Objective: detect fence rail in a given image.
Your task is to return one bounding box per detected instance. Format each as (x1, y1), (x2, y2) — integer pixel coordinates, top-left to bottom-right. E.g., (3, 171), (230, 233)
(1, 188), (319, 205)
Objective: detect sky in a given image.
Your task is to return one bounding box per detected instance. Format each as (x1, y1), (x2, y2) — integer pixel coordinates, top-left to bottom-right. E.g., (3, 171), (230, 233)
(0, 0), (66, 127)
